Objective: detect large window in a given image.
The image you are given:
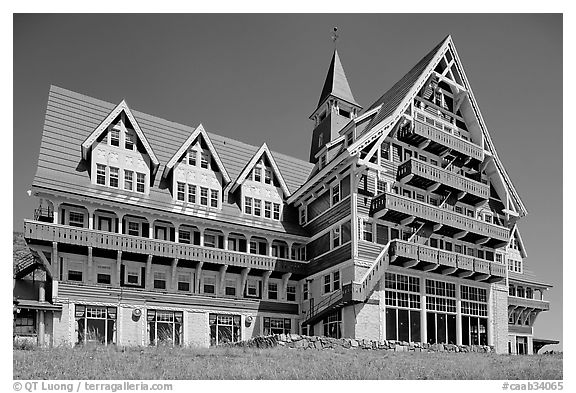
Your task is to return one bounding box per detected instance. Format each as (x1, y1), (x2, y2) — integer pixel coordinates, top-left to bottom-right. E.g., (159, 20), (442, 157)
(461, 285), (488, 346)
(136, 173), (146, 193)
(109, 167), (119, 188)
(124, 170), (134, 191)
(323, 309), (342, 338)
(426, 279), (457, 345)
(96, 164), (106, 185)
(14, 309), (36, 335)
(75, 305), (116, 345)
(203, 276), (216, 294)
(264, 317), (291, 335)
(153, 272), (167, 290)
(209, 314), (241, 346)
(148, 310), (182, 346)
(68, 211), (85, 228)
(385, 273), (421, 342)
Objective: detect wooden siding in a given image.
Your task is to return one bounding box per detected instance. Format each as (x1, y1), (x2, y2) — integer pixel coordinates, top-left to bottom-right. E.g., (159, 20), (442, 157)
(307, 190), (330, 221)
(357, 240), (383, 261)
(306, 232), (330, 260)
(306, 243), (352, 276)
(305, 196), (351, 235)
(57, 282), (298, 314)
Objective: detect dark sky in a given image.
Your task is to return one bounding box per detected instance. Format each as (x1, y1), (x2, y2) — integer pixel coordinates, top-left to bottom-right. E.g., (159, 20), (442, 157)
(13, 14), (562, 349)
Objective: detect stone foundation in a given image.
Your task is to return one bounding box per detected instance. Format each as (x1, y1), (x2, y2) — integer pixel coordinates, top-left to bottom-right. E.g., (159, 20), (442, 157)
(222, 334), (494, 353)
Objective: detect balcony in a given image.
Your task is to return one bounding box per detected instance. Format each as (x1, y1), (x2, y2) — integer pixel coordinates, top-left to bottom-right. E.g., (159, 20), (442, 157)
(23, 220), (307, 276)
(398, 108), (484, 163)
(388, 239), (506, 282)
(397, 158), (489, 204)
(508, 296), (550, 311)
(371, 192), (510, 246)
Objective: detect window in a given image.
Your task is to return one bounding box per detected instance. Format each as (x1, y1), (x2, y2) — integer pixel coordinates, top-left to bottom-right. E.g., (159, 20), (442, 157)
(363, 221), (373, 242)
(136, 173), (145, 193)
(385, 273), (422, 343)
(96, 164), (106, 185)
(380, 142), (390, 161)
(264, 201), (272, 218)
(323, 310), (342, 338)
(177, 182), (185, 201)
(210, 189), (219, 208)
(14, 309), (36, 335)
(124, 170), (134, 191)
(377, 180), (386, 195)
(127, 221), (140, 236)
(178, 274), (190, 292)
(320, 155), (327, 168)
(188, 184), (196, 203)
(68, 263), (83, 281)
(287, 285), (296, 301)
(225, 279), (236, 296)
(268, 283), (278, 300)
(109, 129), (120, 146)
(264, 317), (292, 335)
(125, 267), (141, 285)
(333, 271), (340, 291)
(254, 199), (261, 216)
(188, 150), (197, 166)
(200, 187), (208, 206)
(254, 167), (262, 182)
(200, 152), (210, 169)
(496, 253), (503, 264)
(75, 305), (116, 345)
(332, 226), (341, 248)
(244, 197), (252, 215)
(153, 272), (167, 290)
(324, 275), (331, 294)
(125, 130), (136, 150)
(69, 211), (84, 228)
(204, 233), (217, 248)
(264, 168), (272, 184)
(299, 207), (306, 224)
(148, 310), (183, 346)
(246, 279), (259, 297)
(273, 203), (280, 220)
(303, 282), (309, 300)
(209, 314), (241, 346)
(332, 184), (340, 205)
(249, 241), (257, 254)
(346, 132), (353, 147)
(203, 276), (216, 294)
(109, 167), (119, 188)
(97, 265), (111, 284)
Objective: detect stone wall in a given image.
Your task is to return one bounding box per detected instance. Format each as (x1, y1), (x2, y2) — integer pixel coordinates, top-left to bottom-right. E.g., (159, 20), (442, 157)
(223, 333), (494, 353)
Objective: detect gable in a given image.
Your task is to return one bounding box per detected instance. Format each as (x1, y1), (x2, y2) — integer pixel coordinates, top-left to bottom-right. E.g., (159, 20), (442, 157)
(81, 100), (160, 174)
(162, 124), (231, 184)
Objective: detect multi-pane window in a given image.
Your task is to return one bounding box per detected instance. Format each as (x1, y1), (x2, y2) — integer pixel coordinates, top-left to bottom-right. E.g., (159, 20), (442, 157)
(333, 271), (340, 291)
(69, 211), (85, 228)
(188, 184), (196, 203)
(246, 279), (259, 297)
(177, 182), (186, 201)
(109, 129), (120, 146)
(254, 199), (261, 216)
(76, 305), (116, 345)
(385, 273), (421, 342)
(96, 265), (111, 284)
(264, 168), (272, 184)
(244, 197), (253, 215)
(264, 201), (272, 218)
(264, 318), (291, 335)
(153, 272), (167, 290)
(96, 164), (106, 185)
(377, 180), (386, 195)
(124, 170), (134, 191)
(188, 150), (197, 166)
(200, 187), (209, 206)
(273, 203), (281, 220)
(363, 221), (373, 242)
(380, 142), (390, 161)
(332, 184), (340, 205)
(125, 267), (140, 285)
(203, 276), (216, 294)
(210, 189), (219, 208)
(332, 226), (341, 248)
(179, 230), (191, 244)
(200, 152), (210, 169)
(14, 309), (36, 335)
(67, 262), (83, 282)
(268, 283), (278, 300)
(425, 279), (457, 345)
(136, 173), (145, 193)
(323, 271), (340, 294)
(127, 221), (140, 236)
(254, 167), (262, 182)
(148, 310), (183, 346)
(109, 167), (119, 188)
(177, 274), (190, 292)
(323, 309), (342, 338)
(460, 285), (488, 346)
(303, 282), (309, 300)
(287, 285), (296, 301)
(125, 130), (136, 150)
(209, 314), (241, 346)
(225, 279), (236, 296)
(324, 275), (331, 294)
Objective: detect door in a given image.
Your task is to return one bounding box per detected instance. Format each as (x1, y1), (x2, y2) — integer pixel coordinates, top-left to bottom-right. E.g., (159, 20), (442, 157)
(98, 217), (112, 232)
(156, 226), (167, 241)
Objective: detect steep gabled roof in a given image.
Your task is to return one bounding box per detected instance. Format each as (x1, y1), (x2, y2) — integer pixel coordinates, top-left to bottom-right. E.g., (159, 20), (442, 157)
(349, 35), (527, 217)
(81, 100), (160, 174)
(229, 143), (291, 196)
(317, 49), (361, 109)
(162, 123), (231, 183)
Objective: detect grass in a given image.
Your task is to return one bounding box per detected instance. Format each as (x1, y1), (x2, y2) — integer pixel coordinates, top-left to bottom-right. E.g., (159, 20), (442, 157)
(13, 345), (563, 380)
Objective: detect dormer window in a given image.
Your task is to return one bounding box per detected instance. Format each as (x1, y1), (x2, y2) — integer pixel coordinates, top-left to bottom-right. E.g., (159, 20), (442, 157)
(200, 152), (210, 169)
(188, 150), (197, 166)
(264, 168), (272, 184)
(338, 108), (351, 118)
(109, 129), (120, 147)
(125, 129), (136, 150)
(254, 168), (262, 182)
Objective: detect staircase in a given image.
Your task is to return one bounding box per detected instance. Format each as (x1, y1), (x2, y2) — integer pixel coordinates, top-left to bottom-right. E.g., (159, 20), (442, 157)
(14, 253), (40, 279)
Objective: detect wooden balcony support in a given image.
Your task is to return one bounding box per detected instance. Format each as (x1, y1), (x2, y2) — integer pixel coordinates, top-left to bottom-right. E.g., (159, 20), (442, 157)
(454, 230), (468, 239)
(262, 270), (272, 300)
(457, 191), (466, 200)
(171, 258), (179, 291)
(427, 182), (441, 192)
(116, 251), (122, 286)
(441, 267), (457, 275)
(401, 216), (416, 226)
(403, 260), (419, 268)
(218, 265), (228, 295)
(87, 246), (93, 284)
(195, 262), (204, 294)
(423, 263), (439, 272)
(474, 274), (490, 282)
(475, 237), (490, 245)
(240, 268), (251, 295)
(145, 255), (153, 290)
(281, 273), (292, 300)
(458, 271), (474, 278)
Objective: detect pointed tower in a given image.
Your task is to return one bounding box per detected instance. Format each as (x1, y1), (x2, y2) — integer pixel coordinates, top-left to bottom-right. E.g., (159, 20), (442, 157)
(309, 49), (362, 163)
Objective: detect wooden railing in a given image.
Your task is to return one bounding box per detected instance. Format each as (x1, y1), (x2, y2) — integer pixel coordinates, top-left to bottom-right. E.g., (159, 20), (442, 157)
(388, 239), (506, 278)
(23, 220), (307, 274)
(371, 192), (509, 242)
(406, 108), (484, 162)
(398, 158), (489, 200)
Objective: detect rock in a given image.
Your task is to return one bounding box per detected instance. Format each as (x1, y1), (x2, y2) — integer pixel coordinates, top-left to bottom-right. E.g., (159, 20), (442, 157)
(395, 344), (406, 352)
(314, 341), (322, 349)
(290, 334), (301, 341)
(350, 339), (359, 347)
(277, 341), (285, 346)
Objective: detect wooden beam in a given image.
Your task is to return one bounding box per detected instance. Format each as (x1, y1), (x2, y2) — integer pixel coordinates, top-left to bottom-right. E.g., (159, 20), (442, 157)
(474, 274), (490, 282)
(195, 262), (204, 294)
(240, 268), (251, 296)
(475, 237), (490, 245)
(458, 271), (474, 278)
(261, 271), (272, 300)
(145, 255), (153, 290)
(281, 273), (292, 300)
(218, 265), (228, 295)
(422, 263), (438, 272)
(403, 260), (418, 268)
(454, 230), (468, 239)
(441, 267), (457, 275)
(401, 216), (416, 226)
(171, 258), (179, 291)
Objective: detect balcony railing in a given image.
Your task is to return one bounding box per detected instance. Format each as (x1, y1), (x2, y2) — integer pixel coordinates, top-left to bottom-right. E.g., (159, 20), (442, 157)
(402, 108), (484, 162)
(389, 239), (506, 280)
(398, 158), (489, 201)
(508, 296), (550, 311)
(371, 192), (509, 242)
(23, 220), (307, 275)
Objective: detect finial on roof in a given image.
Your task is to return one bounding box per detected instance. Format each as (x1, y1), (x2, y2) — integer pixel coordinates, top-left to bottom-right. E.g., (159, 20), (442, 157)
(331, 27), (339, 47)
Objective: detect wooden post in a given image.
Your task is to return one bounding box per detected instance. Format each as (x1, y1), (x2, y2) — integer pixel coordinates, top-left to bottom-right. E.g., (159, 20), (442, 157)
(219, 265), (228, 295)
(38, 310), (45, 347)
(171, 258), (179, 291)
(281, 273), (292, 301)
(87, 246), (93, 284)
(52, 242), (59, 280)
(145, 255), (153, 289)
(262, 271), (272, 300)
(240, 268), (251, 296)
(195, 262), (204, 294)
(116, 251), (122, 286)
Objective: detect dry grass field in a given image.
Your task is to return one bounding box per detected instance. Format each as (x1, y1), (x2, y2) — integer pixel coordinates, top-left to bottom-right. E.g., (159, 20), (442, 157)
(13, 345), (562, 380)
